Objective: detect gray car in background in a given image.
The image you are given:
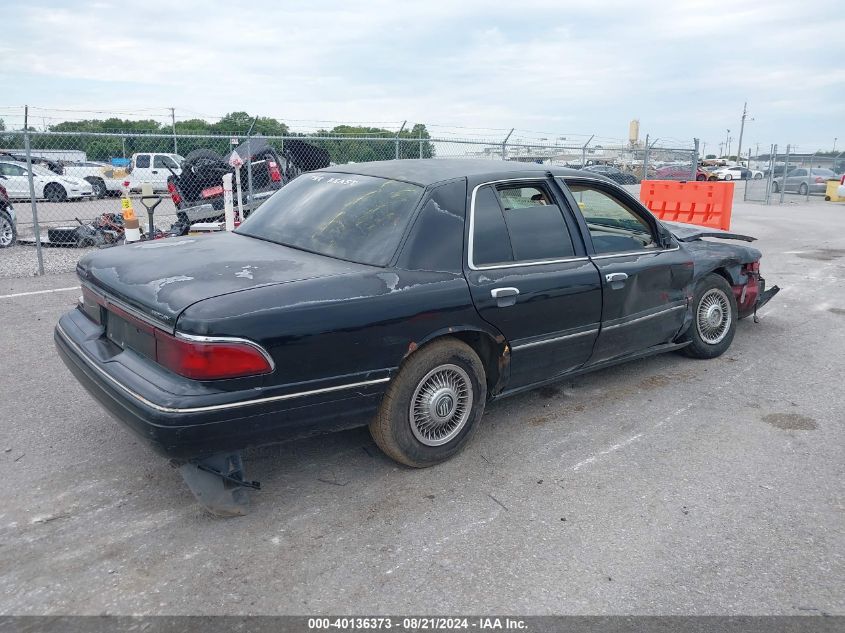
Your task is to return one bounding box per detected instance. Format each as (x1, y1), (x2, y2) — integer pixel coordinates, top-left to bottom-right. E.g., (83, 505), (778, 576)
(772, 167), (838, 195)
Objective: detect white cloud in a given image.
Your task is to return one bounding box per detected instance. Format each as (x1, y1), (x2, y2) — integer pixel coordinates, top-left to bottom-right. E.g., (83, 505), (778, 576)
(1, 0), (844, 149)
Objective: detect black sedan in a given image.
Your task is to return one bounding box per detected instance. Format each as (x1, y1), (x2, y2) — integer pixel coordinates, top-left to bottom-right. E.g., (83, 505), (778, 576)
(56, 160), (778, 515)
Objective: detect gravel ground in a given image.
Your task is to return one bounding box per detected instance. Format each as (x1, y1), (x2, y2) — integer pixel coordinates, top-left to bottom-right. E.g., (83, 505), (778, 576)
(0, 195), (842, 616)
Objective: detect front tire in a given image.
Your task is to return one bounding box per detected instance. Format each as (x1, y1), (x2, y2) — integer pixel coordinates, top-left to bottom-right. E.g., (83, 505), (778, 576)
(799, 182), (808, 196)
(44, 183), (67, 202)
(0, 211), (16, 248)
(369, 338), (487, 468)
(772, 181), (780, 193)
(680, 274), (737, 359)
(724, 173), (733, 181)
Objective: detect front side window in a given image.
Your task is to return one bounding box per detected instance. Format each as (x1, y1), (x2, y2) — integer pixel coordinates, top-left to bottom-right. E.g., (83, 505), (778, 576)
(471, 181), (575, 267)
(237, 173), (423, 266)
(568, 184), (656, 254)
(135, 155), (151, 168)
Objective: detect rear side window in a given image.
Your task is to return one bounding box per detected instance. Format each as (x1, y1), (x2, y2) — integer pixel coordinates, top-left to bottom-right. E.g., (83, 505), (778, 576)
(472, 185), (514, 266)
(471, 182), (575, 267)
(135, 155), (150, 168)
(496, 184), (575, 261)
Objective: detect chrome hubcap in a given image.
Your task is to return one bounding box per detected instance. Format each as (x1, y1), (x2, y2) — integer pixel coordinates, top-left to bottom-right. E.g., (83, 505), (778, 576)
(696, 288), (731, 344)
(0, 217), (12, 246)
(410, 364), (473, 446)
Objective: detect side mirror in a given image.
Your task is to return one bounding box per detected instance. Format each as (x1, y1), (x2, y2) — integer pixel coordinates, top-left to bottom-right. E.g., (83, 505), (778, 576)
(657, 225), (674, 248)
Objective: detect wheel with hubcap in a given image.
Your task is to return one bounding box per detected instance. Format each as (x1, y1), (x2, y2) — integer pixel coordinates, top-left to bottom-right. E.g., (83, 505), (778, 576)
(0, 211), (16, 248)
(680, 273), (737, 359)
(370, 338), (487, 467)
(772, 181), (780, 193)
(724, 173), (733, 181)
(86, 177), (107, 199)
(44, 183), (68, 203)
(798, 182), (808, 196)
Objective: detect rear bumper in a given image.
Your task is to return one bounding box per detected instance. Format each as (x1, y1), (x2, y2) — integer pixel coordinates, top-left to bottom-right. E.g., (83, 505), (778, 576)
(55, 309), (387, 460)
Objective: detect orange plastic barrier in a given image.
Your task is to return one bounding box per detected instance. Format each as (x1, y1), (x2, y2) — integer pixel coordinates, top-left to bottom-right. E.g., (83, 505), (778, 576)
(639, 180), (734, 230)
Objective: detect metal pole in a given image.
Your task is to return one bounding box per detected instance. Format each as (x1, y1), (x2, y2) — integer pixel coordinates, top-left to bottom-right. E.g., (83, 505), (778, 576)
(23, 106), (44, 276)
(743, 148), (752, 201)
(724, 129), (730, 159)
(581, 134), (595, 168)
(419, 128), (423, 159)
(245, 117), (257, 207)
(643, 134), (650, 180)
(736, 102), (747, 167)
(690, 138), (699, 181)
(394, 120), (407, 160)
(780, 144), (790, 204)
(766, 144), (776, 205)
(501, 128), (514, 160)
(170, 107), (177, 154)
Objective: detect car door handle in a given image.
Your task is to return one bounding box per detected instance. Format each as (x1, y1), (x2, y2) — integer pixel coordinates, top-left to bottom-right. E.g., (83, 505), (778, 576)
(605, 272), (628, 283)
(491, 287), (519, 298)
(491, 287), (519, 307)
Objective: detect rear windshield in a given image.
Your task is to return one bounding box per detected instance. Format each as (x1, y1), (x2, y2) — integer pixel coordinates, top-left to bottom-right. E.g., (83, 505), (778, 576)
(236, 173), (423, 266)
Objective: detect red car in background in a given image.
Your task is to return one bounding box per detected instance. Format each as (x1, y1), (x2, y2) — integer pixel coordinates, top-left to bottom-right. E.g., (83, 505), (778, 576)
(655, 165), (709, 181)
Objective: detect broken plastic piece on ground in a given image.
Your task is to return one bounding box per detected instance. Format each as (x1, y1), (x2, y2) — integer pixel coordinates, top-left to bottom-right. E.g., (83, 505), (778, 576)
(179, 451), (258, 517)
(753, 285), (780, 323)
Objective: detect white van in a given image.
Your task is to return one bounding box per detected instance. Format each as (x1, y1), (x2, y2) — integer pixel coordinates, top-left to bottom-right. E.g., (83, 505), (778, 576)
(127, 153), (183, 192)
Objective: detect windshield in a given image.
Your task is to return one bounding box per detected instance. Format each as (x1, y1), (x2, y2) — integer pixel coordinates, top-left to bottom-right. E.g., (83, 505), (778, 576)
(236, 172), (424, 266)
(30, 164), (58, 177)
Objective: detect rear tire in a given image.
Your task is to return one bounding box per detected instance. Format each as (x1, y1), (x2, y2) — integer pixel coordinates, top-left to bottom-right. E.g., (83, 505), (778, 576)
(680, 274), (737, 359)
(369, 338), (487, 468)
(772, 181), (780, 193)
(724, 174), (733, 181)
(86, 177), (107, 199)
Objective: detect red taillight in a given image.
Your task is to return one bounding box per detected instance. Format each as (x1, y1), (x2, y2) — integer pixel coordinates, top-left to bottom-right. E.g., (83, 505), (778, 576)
(814, 176), (824, 183)
(79, 290), (272, 380)
(154, 331), (273, 380)
(268, 160), (282, 182)
(745, 261), (760, 273)
(167, 181), (182, 206)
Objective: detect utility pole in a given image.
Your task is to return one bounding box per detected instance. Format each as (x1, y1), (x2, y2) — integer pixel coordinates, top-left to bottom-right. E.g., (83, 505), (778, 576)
(170, 107), (177, 154)
(735, 102), (750, 167)
(724, 129), (730, 158)
(394, 120), (407, 160)
(834, 137), (838, 152)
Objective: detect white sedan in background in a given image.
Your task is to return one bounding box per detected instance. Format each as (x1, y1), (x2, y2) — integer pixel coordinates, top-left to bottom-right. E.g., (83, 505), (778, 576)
(0, 160), (93, 202)
(709, 166), (763, 181)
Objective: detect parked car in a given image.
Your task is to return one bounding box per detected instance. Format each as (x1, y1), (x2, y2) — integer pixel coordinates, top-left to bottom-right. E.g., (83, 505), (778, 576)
(55, 160), (779, 515)
(0, 152), (64, 174)
(62, 161), (129, 199)
(0, 160), (93, 202)
(708, 166), (763, 181)
(655, 165), (710, 181)
(772, 167), (838, 195)
(0, 181), (16, 248)
(581, 164), (639, 184)
(166, 139), (331, 227)
(126, 152), (184, 192)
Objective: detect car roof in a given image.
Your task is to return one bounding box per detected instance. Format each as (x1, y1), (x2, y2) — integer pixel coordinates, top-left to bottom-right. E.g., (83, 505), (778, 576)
(316, 159), (589, 186)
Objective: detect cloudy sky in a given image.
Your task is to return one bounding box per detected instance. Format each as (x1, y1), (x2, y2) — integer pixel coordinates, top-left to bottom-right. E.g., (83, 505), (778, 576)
(1, 0), (843, 153)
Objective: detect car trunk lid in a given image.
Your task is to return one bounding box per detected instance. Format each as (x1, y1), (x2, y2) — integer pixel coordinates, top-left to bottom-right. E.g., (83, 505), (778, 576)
(76, 231), (368, 330)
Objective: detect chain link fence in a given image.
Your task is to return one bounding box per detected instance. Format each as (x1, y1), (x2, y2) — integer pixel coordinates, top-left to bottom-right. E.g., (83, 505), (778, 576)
(0, 127), (703, 277)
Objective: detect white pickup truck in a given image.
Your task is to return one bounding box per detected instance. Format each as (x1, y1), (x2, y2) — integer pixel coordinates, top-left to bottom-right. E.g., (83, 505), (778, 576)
(127, 152), (183, 192)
